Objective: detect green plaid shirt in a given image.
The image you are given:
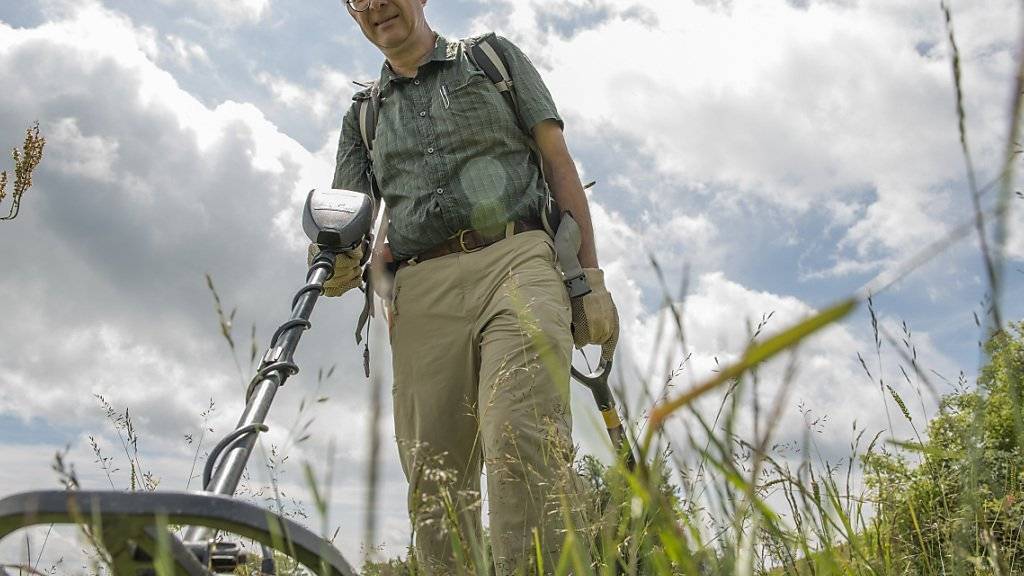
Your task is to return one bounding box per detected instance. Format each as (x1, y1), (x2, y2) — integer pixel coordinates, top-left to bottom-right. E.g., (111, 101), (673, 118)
(332, 33), (562, 261)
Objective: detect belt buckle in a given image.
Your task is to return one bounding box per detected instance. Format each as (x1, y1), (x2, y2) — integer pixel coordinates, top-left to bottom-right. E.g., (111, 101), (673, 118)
(457, 229), (482, 253)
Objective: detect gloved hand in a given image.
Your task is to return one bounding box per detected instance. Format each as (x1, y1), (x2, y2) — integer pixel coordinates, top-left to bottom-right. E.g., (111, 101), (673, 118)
(307, 243), (364, 297)
(570, 268), (619, 349)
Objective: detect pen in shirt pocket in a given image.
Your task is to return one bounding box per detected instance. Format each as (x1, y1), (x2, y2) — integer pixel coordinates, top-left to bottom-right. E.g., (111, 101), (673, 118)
(440, 84), (451, 110)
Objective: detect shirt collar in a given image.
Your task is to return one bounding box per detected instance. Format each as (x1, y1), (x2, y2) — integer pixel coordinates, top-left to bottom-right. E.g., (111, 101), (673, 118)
(378, 33), (459, 91)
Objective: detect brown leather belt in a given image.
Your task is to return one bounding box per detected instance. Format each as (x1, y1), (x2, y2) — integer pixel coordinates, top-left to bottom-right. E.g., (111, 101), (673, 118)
(401, 219), (543, 267)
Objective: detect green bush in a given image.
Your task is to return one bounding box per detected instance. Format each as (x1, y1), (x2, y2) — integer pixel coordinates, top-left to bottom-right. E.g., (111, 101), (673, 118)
(864, 322), (1024, 574)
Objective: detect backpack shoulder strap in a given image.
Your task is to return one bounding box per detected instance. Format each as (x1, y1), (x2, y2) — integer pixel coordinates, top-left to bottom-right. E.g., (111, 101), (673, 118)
(354, 81), (381, 155)
(352, 81), (383, 206)
(463, 34), (522, 127)
(464, 34), (514, 96)
(464, 33), (558, 235)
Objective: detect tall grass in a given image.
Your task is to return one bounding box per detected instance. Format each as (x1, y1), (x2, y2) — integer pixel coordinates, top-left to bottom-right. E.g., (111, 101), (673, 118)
(16, 3), (1022, 576)
(0, 121), (45, 222)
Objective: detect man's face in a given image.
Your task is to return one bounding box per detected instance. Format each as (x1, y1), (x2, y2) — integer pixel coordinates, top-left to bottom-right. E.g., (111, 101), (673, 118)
(348, 0), (427, 51)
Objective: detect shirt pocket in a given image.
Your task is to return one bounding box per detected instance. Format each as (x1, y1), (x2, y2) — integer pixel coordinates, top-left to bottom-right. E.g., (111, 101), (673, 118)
(440, 70), (487, 117)
(439, 69), (510, 128)
(448, 69), (488, 94)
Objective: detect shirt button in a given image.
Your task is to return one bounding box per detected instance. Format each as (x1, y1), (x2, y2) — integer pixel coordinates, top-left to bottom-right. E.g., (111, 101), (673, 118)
(414, 79), (421, 85)
(419, 111), (426, 117)
(436, 188), (444, 195)
(427, 147), (434, 154)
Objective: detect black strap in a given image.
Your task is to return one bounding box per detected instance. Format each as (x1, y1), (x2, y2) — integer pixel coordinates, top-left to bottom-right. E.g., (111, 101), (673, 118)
(355, 265), (373, 377)
(356, 81), (380, 153)
(355, 82), (383, 205)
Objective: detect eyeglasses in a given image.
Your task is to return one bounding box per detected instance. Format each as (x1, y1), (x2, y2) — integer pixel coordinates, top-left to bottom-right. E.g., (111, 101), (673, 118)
(345, 0), (373, 11)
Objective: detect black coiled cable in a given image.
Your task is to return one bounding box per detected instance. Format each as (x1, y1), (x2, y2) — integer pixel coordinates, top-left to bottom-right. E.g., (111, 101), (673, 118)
(205, 251), (337, 491)
(243, 253), (336, 402)
(202, 423), (269, 490)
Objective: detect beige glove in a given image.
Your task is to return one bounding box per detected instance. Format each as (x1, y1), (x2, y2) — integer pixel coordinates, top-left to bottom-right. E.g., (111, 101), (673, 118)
(307, 243), (364, 297)
(570, 268), (619, 349)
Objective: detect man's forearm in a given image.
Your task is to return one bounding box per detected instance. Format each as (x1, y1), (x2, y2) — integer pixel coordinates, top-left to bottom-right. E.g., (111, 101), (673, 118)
(533, 120), (599, 269)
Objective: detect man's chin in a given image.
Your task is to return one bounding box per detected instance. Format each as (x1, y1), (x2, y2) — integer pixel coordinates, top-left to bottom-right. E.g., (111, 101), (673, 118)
(371, 34), (406, 51)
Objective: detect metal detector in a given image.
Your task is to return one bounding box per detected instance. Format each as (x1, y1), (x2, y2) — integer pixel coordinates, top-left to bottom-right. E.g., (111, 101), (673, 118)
(0, 189), (372, 576)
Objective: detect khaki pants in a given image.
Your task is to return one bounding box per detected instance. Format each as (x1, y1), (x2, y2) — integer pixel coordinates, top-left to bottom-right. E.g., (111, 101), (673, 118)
(390, 230), (581, 575)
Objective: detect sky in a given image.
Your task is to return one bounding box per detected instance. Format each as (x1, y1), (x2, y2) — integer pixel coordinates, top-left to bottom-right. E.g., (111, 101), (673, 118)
(1, 0), (1022, 570)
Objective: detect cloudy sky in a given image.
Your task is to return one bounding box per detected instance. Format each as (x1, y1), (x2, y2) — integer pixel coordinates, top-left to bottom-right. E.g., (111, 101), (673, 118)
(1, 0), (1022, 568)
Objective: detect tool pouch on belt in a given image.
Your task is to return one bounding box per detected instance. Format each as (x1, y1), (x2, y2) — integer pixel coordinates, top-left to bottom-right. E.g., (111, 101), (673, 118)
(553, 213), (589, 298)
(552, 212), (620, 350)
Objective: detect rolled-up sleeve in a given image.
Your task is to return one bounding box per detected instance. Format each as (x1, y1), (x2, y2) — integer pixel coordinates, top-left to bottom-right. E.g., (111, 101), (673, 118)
(332, 102), (372, 194)
(495, 36), (563, 133)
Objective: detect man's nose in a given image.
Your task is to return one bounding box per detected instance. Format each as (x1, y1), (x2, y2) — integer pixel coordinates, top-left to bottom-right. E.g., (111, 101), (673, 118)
(368, 0), (388, 9)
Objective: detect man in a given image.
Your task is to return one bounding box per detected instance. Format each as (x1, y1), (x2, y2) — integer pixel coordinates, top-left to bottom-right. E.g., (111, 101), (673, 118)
(321, 0), (618, 572)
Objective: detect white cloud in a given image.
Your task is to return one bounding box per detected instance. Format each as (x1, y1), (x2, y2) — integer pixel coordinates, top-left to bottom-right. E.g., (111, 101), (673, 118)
(163, 33), (212, 70)
(257, 67), (356, 123)
(217, 0), (270, 24)
(164, 0), (271, 26)
(46, 117), (121, 182)
(841, 180), (953, 263)
(619, 272), (956, 463)
(479, 0), (1021, 276)
(0, 321), (231, 443)
(645, 211), (718, 259)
